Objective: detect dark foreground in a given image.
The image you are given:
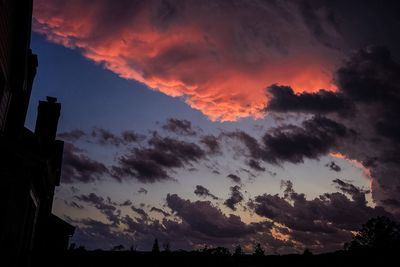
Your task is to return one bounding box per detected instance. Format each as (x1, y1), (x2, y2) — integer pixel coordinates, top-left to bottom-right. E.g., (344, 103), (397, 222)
(33, 250), (398, 267)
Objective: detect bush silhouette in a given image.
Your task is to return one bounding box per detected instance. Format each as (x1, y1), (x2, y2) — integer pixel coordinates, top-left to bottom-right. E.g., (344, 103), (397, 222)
(346, 216), (400, 252)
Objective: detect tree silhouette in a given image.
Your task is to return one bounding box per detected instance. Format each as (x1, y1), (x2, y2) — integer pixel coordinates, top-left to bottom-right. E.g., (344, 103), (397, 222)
(130, 244), (137, 252)
(346, 216), (400, 252)
(152, 238), (160, 253)
(253, 243), (264, 256)
(302, 248), (312, 256)
(233, 244), (243, 256)
(163, 241), (171, 252)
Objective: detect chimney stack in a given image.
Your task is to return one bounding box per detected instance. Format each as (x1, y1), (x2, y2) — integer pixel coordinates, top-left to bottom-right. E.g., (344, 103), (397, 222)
(34, 96), (61, 156)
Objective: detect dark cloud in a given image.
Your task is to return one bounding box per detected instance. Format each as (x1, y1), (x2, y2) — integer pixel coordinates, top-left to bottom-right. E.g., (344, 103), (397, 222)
(75, 193), (121, 225)
(70, 193), (274, 251)
(228, 116), (348, 166)
(194, 185), (218, 200)
(200, 135), (221, 154)
(224, 131), (265, 160)
(76, 193), (106, 207)
(150, 207), (170, 217)
(326, 161), (341, 172)
(60, 127), (142, 147)
(119, 200), (132, 207)
(112, 134), (206, 183)
(138, 188), (148, 194)
(61, 143), (108, 183)
(266, 85), (351, 114)
(250, 180), (390, 252)
(162, 118), (197, 136)
(70, 218), (133, 250)
(263, 47), (400, 213)
(247, 159), (266, 172)
(239, 168), (256, 179)
(227, 174), (241, 184)
(58, 129), (86, 142)
(332, 179), (370, 205)
(64, 200), (84, 209)
(224, 185), (244, 211)
(121, 130), (142, 143)
(262, 116), (348, 164)
(166, 194), (258, 239)
(91, 127), (124, 146)
(335, 46), (400, 103)
(71, 190), (385, 253)
(131, 205), (149, 220)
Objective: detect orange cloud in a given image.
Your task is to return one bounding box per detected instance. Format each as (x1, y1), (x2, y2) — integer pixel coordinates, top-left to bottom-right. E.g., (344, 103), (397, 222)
(33, 0), (343, 121)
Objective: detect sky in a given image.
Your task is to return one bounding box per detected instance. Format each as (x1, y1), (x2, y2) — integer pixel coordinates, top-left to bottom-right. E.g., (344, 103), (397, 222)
(27, 0), (400, 254)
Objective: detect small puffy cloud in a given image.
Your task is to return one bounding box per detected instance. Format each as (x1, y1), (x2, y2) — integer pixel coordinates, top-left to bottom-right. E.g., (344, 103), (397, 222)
(224, 185), (244, 211)
(227, 174), (241, 184)
(194, 185), (218, 200)
(162, 118), (196, 136)
(61, 143), (109, 183)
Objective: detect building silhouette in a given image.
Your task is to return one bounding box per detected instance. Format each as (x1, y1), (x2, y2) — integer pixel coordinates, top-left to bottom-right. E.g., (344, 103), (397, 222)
(0, 1), (74, 266)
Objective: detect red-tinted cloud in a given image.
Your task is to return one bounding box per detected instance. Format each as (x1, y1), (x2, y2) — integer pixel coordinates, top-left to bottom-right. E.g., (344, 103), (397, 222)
(33, 0), (342, 121)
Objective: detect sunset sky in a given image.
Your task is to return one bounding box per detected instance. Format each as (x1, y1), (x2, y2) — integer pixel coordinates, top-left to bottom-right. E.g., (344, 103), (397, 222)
(26, 0), (400, 254)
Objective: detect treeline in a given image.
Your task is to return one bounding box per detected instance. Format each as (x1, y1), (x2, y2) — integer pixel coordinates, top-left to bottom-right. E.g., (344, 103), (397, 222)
(33, 216), (400, 267)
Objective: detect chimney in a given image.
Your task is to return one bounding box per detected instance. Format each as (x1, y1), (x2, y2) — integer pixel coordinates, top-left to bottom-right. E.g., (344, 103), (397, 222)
(34, 96), (61, 156)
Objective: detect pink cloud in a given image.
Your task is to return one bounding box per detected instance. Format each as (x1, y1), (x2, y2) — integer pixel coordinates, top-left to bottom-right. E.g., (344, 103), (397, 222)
(33, 0), (343, 121)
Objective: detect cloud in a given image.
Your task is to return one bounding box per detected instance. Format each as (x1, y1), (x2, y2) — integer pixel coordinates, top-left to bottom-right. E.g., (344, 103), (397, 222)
(32, 0), (346, 121)
(250, 180), (390, 252)
(64, 200), (84, 209)
(121, 130), (143, 143)
(119, 200), (132, 207)
(200, 135), (221, 154)
(71, 218), (133, 250)
(150, 207), (170, 217)
(71, 193), (274, 251)
(264, 47), (400, 214)
(59, 127), (143, 147)
(162, 118), (196, 136)
(91, 127), (124, 146)
(326, 161), (341, 172)
(194, 185), (218, 200)
(227, 116), (348, 165)
(138, 188), (148, 194)
(75, 193), (121, 225)
(70, 186), (388, 253)
(247, 159), (266, 172)
(58, 129), (86, 142)
(112, 134), (206, 183)
(166, 194), (258, 239)
(224, 185), (244, 211)
(61, 143), (109, 183)
(332, 179), (369, 205)
(227, 174), (241, 184)
(131, 205), (149, 220)
(263, 116), (348, 164)
(266, 85), (351, 114)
